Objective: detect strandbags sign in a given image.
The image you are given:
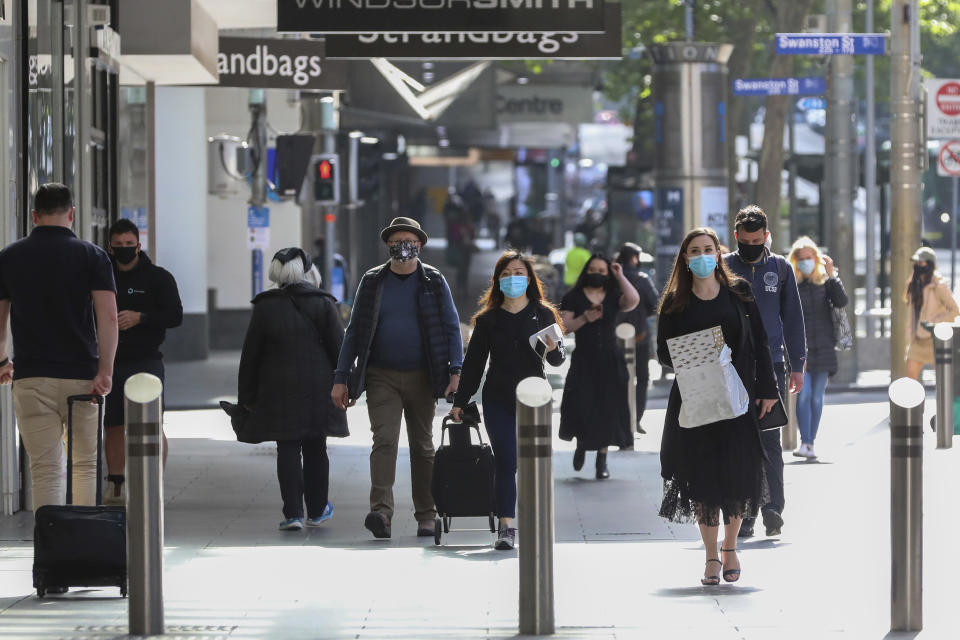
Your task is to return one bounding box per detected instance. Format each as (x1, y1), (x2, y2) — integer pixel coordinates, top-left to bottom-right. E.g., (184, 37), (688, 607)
(277, 0), (605, 34)
(324, 1), (620, 59)
(217, 38), (347, 90)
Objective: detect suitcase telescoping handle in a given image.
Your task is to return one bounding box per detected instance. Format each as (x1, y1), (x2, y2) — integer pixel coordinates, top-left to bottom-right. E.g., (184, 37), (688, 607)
(440, 414), (485, 447)
(65, 394), (104, 506)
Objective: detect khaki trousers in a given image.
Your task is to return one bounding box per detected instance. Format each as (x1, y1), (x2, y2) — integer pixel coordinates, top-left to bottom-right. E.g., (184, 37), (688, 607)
(365, 367), (437, 523)
(12, 377), (99, 509)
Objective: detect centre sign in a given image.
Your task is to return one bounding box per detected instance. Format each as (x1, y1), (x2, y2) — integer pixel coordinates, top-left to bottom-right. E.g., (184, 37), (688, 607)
(277, 0), (605, 34)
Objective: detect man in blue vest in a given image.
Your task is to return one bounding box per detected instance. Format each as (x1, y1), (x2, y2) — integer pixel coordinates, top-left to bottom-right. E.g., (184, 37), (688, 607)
(332, 217), (463, 540)
(724, 205), (806, 538)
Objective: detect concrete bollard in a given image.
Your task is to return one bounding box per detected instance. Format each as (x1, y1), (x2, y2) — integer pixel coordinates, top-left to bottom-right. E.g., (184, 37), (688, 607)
(124, 373), (165, 637)
(933, 323), (953, 449)
(516, 376), (555, 636)
(615, 323), (638, 433)
(888, 377), (924, 632)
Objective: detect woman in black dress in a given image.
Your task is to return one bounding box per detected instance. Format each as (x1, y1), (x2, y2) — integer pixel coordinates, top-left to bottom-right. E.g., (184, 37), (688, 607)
(451, 251), (566, 550)
(559, 254), (639, 479)
(657, 228), (779, 585)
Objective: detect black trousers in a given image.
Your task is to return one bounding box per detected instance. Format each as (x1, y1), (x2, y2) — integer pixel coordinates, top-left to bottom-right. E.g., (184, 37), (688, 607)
(636, 341), (650, 425)
(277, 436), (329, 520)
(743, 363), (787, 526)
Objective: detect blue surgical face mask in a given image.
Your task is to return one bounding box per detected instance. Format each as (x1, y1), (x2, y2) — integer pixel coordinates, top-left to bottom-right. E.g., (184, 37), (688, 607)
(797, 259), (816, 275)
(688, 254), (717, 279)
(499, 275), (529, 299)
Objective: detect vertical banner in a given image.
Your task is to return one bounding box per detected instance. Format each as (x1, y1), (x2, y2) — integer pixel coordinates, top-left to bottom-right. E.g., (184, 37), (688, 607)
(700, 186), (729, 245)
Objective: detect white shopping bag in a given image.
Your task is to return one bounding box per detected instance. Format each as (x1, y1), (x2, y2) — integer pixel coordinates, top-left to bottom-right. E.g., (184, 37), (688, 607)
(667, 327), (750, 428)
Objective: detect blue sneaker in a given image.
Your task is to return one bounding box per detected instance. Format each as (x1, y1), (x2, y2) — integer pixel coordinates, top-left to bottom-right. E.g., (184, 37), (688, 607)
(306, 503), (334, 527)
(278, 517), (304, 531)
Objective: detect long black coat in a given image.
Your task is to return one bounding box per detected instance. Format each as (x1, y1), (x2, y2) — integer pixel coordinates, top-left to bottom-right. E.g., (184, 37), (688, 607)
(797, 277), (848, 375)
(657, 281), (778, 481)
(238, 283), (348, 442)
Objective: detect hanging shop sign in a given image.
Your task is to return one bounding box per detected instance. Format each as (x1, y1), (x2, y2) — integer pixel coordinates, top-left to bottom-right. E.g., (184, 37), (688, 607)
(217, 37), (348, 90)
(277, 0), (605, 35)
(324, 2), (620, 59)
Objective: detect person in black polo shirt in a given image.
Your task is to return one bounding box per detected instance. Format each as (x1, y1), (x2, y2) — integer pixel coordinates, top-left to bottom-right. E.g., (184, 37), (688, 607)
(103, 218), (183, 505)
(0, 183), (118, 509)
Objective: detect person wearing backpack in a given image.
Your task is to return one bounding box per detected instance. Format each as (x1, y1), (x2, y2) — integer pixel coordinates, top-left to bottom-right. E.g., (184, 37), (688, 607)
(723, 206), (806, 539)
(237, 247), (347, 531)
(787, 237), (848, 459)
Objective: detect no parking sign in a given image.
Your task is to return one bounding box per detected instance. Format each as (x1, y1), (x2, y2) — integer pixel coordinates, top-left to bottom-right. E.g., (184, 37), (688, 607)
(938, 140), (960, 178)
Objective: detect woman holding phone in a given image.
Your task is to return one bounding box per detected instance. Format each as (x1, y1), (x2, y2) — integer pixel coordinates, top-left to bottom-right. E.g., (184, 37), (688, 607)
(451, 251), (566, 551)
(559, 254), (640, 479)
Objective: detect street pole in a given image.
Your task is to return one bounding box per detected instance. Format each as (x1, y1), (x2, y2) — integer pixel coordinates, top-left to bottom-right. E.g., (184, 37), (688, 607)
(684, 0), (694, 41)
(616, 323), (637, 433)
(320, 95), (338, 290)
(952, 177), (958, 288)
(889, 0), (923, 380)
(865, 0), (878, 337)
(249, 92), (267, 297)
(788, 96), (798, 245)
(826, 0), (857, 384)
(933, 323), (953, 449)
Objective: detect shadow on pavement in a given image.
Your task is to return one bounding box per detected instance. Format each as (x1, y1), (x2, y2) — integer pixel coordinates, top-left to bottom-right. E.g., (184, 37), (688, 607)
(654, 585), (762, 597)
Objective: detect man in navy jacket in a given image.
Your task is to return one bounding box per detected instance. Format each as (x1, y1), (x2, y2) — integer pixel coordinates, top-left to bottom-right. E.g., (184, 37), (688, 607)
(724, 205), (806, 538)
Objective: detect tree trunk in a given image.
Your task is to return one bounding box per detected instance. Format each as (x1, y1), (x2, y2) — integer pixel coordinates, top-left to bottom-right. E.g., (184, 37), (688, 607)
(755, 0), (816, 253)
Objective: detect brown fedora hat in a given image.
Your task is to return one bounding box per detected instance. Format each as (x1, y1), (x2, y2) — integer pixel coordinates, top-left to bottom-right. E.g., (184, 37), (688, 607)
(380, 216), (428, 245)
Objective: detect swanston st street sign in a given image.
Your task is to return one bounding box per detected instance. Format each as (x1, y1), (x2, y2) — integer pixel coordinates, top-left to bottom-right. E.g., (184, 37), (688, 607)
(277, 0), (605, 34)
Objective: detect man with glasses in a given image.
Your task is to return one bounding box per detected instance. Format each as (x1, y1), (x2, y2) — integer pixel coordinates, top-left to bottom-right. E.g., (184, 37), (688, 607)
(332, 217), (463, 540)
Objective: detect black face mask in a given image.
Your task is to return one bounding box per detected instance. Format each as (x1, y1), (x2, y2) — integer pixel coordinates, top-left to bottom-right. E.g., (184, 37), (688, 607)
(111, 246), (138, 265)
(737, 242), (765, 262)
(582, 272), (608, 288)
(915, 263), (933, 275)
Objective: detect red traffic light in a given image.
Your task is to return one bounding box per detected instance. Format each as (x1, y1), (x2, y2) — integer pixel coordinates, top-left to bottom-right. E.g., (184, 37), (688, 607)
(317, 160), (333, 180)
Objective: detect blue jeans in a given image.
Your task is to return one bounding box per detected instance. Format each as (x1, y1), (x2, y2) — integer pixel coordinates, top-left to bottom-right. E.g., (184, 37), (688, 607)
(482, 398), (518, 519)
(796, 371), (829, 445)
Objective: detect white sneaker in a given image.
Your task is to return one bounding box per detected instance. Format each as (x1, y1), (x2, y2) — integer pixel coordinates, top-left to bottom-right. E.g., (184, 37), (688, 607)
(792, 445), (807, 458)
(805, 444), (817, 459)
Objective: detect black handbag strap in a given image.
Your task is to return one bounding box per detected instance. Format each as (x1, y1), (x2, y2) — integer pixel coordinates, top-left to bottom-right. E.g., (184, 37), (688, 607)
(285, 288), (326, 343)
(65, 394), (104, 506)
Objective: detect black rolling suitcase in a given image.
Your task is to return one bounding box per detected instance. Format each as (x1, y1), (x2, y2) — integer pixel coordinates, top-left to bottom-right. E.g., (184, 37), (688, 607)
(430, 408), (497, 545)
(33, 394), (127, 598)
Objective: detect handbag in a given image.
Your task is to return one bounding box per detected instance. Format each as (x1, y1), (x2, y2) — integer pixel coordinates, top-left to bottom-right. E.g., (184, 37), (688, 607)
(667, 326), (750, 428)
(827, 283), (853, 351)
(219, 401), (260, 444)
(754, 397), (788, 431)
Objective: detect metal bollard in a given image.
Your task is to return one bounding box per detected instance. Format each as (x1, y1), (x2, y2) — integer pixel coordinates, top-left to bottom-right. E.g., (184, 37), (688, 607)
(781, 392), (798, 452)
(933, 323), (953, 449)
(516, 376), (555, 636)
(888, 377), (924, 632)
(616, 323), (638, 433)
(125, 373), (165, 636)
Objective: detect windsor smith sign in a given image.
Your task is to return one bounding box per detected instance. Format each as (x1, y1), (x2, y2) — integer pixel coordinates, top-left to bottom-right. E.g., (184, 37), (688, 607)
(277, 0), (605, 34)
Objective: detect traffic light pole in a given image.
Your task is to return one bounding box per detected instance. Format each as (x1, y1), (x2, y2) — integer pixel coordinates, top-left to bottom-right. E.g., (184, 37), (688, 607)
(320, 97), (338, 290)
(299, 93), (340, 287)
(250, 93), (268, 298)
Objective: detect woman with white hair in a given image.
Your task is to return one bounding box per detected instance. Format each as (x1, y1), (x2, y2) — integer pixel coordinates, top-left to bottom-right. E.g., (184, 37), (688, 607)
(787, 237), (848, 459)
(237, 247), (348, 531)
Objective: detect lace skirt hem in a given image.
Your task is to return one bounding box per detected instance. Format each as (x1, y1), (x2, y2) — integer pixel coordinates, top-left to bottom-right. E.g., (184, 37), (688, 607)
(658, 478), (760, 527)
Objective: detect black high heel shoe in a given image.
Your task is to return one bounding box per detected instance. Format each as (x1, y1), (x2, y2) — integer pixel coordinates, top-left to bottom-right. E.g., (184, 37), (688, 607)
(720, 548), (741, 582)
(701, 558), (722, 586)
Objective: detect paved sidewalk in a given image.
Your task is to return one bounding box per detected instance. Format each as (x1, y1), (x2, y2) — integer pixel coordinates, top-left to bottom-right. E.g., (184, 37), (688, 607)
(1, 393), (958, 638)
